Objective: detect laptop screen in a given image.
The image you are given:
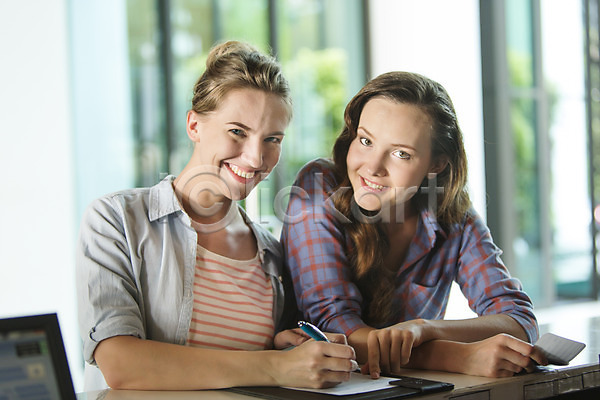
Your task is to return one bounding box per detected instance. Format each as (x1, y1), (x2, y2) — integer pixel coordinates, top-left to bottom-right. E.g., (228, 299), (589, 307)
(0, 313), (76, 400)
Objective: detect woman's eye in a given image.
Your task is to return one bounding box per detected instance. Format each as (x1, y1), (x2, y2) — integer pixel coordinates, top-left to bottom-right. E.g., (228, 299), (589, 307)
(230, 128), (245, 137)
(265, 136), (282, 144)
(392, 150), (411, 160)
(359, 137), (371, 146)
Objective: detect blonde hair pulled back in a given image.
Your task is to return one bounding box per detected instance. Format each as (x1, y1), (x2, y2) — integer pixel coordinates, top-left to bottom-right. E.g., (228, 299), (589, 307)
(191, 41), (292, 119)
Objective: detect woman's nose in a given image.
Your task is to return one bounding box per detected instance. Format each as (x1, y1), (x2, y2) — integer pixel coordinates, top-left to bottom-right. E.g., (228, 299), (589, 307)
(241, 140), (263, 169)
(366, 155), (387, 177)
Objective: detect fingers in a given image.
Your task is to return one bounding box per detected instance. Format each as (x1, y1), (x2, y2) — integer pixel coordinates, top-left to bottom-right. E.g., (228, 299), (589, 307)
(378, 332), (392, 374)
(390, 335), (403, 373)
(529, 346), (549, 366)
(294, 341), (357, 388)
(326, 332), (349, 345)
(398, 329), (415, 365)
(502, 346), (532, 371)
(273, 328), (309, 349)
(317, 340), (356, 361)
(367, 331), (382, 378)
(498, 333), (534, 356)
(317, 349), (358, 374)
(360, 361), (371, 375)
(498, 334), (547, 372)
(469, 334), (542, 377)
(305, 370), (352, 389)
(366, 328), (418, 378)
(471, 349), (525, 377)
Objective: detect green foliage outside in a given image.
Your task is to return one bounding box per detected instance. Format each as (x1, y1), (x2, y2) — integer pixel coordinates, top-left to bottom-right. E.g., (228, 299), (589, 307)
(507, 49), (557, 248)
(508, 50), (539, 246)
(281, 47), (348, 186)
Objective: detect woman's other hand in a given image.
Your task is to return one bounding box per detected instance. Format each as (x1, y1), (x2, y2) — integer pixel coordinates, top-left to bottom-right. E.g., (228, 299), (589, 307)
(361, 319), (427, 378)
(459, 333), (548, 377)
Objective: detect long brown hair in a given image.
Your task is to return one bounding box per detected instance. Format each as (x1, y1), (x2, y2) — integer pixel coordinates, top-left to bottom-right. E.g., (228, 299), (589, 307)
(332, 72), (470, 325)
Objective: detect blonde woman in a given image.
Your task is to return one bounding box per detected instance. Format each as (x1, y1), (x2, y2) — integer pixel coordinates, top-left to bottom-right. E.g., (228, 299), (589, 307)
(77, 41), (357, 391)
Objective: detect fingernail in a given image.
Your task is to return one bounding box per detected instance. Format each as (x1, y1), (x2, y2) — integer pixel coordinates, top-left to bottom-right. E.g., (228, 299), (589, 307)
(350, 360), (359, 371)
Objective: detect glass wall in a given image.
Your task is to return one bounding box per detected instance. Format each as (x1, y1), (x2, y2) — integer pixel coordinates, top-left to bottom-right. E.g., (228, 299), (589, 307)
(505, 0), (547, 303)
(124, 0), (366, 234)
(482, 0), (596, 306)
(542, 0), (592, 299)
(127, 0), (164, 186)
(586, 0), (600, 298)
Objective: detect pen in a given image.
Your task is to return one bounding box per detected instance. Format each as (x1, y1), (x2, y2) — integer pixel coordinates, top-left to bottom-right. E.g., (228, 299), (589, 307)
(299, 321), (360, 372)
(298, 321), (330, 342)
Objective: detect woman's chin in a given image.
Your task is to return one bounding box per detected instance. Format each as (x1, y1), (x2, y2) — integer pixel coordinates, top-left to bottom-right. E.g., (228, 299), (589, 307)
(353, 198), (383, 215)
(352, 191), (383, 210)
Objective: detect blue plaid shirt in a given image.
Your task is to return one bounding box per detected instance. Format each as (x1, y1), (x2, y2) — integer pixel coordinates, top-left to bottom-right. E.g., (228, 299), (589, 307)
(281, 159), (539, 343)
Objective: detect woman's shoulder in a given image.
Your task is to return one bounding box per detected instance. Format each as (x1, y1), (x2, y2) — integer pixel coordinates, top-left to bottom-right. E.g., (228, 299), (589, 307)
(439, 207), (494, 246)
(83, 176), (176, 223)
(462, 207), (489, 231)
(294, 158), (339, 190)
(427, 206), (488, 237)
(296, 157), (335, 176)
(85, 187), (147, 215)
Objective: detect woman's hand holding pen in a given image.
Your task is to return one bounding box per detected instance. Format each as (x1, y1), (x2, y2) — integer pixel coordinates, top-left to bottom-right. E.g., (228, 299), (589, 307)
(271, 336), (358, 389)
(269, 323), (358, 389)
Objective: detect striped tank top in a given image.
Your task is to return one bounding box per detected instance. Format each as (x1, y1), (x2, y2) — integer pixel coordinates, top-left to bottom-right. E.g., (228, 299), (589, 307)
(187, 243), (275, 350)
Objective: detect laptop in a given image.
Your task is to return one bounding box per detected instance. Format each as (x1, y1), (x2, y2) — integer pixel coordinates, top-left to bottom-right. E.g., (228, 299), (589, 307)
(0, 313), (77, 400)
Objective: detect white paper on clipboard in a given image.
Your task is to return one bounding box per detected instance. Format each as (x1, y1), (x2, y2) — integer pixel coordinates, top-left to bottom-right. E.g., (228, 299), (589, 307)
(284, 372), (397, 396)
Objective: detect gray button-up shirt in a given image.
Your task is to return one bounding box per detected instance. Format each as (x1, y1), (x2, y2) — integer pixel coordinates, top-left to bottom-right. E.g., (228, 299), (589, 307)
(76, 175), (294, 366)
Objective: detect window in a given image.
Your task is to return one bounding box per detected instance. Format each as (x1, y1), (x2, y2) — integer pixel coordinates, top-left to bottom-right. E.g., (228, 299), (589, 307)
(124, 0), (367, 234)
(481, 0), (597, 306)
(585, 0), (600, 298)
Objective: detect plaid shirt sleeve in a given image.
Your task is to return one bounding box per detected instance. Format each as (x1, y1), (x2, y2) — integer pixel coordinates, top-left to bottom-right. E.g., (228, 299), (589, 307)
(454, 210), (539, 343)
(280, 159), (368, 336)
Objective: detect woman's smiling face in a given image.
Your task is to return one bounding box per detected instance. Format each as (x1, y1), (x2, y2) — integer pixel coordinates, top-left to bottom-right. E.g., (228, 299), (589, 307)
(346, 97), (437, 214)
(185, 87), (289, 202)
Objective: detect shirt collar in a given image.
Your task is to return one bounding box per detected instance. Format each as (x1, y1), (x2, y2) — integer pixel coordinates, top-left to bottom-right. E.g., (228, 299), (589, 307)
(419, 208), (447, 245)
(148, 175), (281, 266)
(403, 208), (447, 266)
(148, 175), (183, 222)
(238, 206), (282, 265)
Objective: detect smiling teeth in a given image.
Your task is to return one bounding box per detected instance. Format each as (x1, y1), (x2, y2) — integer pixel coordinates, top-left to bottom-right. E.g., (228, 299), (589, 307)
(229, 164), (255, 179)
(364, 179), (384, 190)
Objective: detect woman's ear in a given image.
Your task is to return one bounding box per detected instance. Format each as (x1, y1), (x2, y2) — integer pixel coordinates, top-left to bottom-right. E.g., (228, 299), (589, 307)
(186, 110), (201, 142)
(429, 156), (449, 175)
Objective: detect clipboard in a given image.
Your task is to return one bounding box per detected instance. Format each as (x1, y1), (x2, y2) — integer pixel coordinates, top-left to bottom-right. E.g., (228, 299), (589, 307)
(228, 385), (418, 400)
(227, 373), (453, 399)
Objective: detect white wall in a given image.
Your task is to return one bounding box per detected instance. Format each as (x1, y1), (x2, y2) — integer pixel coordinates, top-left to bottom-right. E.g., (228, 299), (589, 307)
(369, 0), (486, 217)
(70, 0), (134, 220)
(0, 0), (82, 390)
